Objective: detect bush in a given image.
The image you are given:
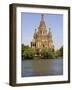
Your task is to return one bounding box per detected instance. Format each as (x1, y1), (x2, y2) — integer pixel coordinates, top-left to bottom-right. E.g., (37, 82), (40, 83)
(21, 44), (63, 60)
(59, 46), (63, 57)
(22, 46), (35, 59)
(24, 49), (35, 59)
(41, 48), (55, 59)
(55, 46), (63, 58)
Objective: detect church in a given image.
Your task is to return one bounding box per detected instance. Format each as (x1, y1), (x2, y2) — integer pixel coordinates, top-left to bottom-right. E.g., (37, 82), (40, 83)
(31, 14), (54, 52)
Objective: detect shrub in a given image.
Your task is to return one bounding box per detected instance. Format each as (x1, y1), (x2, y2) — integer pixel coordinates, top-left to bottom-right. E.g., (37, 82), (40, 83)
(59, 46), (63, 57)
(41, 48), (55, 59)
(22, 47), (35, 59)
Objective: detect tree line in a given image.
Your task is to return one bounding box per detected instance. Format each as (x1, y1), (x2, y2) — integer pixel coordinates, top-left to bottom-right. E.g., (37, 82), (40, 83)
(22, 44), (63, 60)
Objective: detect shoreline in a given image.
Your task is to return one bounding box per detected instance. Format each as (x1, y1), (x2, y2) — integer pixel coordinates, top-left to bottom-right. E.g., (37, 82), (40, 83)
(22, 57), (63, 61)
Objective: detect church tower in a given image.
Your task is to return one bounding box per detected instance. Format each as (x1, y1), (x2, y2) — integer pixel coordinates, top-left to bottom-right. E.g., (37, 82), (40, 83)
(47, 28), (54, 49)
(31, 14), (54, 51)
(38, 14), (47, 32)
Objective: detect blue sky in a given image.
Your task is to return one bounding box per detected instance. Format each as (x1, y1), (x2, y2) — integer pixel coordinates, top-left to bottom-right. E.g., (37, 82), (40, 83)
(21, 13), (63, 49)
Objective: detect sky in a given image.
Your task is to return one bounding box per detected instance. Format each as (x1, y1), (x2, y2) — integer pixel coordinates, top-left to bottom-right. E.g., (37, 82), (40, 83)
(21, 12), (63, 49)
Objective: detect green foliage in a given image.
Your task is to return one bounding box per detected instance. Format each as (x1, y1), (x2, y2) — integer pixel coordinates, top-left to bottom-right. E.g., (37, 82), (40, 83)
(22, 44), (29, 52)
(41, 48), (55, 59)
(55, 46), (63, 58)
(22, 44), (63, 60)
(59, 46), (63, 57)
(55, 50), (60, 58)
(22, 44), (35, 59)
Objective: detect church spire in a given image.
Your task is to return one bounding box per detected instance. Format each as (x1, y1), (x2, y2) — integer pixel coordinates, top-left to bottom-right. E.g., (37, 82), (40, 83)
(39, 14), (46, 31)
(48, 27), (52, 38)
(35, 28), (37, 32)
(41, 14), (44, 21)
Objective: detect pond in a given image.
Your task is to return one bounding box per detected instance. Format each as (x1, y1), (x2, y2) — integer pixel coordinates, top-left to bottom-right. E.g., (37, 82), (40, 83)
(21, 59), (63, 77)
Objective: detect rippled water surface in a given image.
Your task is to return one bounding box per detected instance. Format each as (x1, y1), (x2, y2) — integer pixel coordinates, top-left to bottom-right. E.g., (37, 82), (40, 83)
(21, 59), (63, 77)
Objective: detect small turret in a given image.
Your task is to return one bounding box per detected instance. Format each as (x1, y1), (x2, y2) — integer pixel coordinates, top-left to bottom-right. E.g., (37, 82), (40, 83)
(48, 27), (52, 37)
(34, 28), (37, 39)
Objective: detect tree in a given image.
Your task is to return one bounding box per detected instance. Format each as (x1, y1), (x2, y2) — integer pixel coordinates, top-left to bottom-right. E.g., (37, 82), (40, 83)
(55, 50), (60, 58)
(59, 46), (63, 57)
(22, 44), (35, 59)
(55, 46), (63, 58)
(41, 48), (48, 59)
(41, 48), (55, 59)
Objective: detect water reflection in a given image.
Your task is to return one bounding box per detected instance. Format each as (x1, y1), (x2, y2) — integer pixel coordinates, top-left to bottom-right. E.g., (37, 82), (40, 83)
(21, 59), (63, 77)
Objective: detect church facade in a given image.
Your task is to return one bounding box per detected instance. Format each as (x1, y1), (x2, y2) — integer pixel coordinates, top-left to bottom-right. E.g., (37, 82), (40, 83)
(31, 14), (54, 51)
